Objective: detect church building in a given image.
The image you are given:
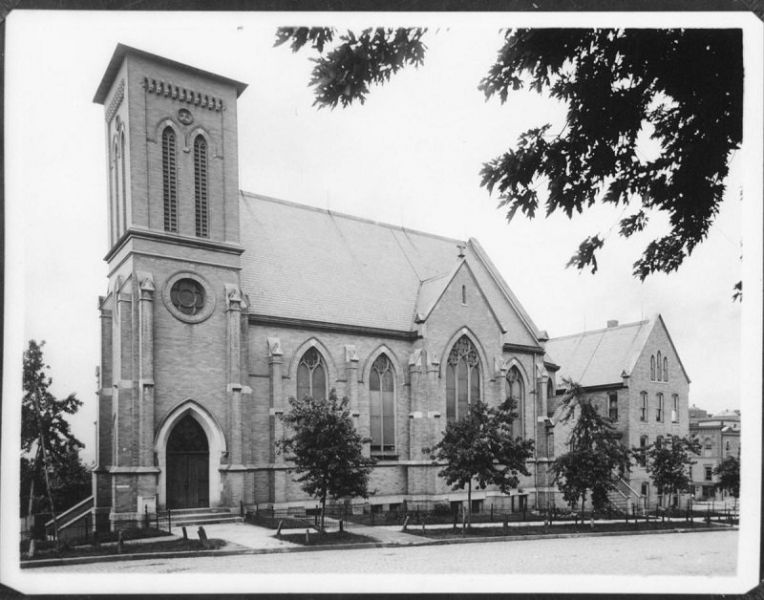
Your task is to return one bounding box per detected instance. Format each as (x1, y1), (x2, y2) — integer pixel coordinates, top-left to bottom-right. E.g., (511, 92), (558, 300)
(90, 44), (565, 530)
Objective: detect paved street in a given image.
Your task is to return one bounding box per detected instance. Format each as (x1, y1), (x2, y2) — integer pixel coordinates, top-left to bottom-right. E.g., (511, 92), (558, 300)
(32, 529), (737, 576)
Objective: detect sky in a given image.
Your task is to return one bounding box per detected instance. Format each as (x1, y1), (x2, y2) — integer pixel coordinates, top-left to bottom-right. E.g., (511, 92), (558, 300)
(4, 11), (761, 465)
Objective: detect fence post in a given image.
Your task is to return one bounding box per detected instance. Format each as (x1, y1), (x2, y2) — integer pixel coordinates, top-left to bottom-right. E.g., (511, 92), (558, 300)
(144, 504), (149, 529)
(168, 509), (172, 534)
(240, 500), (244, 518)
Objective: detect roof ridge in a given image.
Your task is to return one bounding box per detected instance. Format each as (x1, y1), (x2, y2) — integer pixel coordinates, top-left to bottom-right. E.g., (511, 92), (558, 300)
(548, 318), (650, 341)
(240, 190), (465, 245)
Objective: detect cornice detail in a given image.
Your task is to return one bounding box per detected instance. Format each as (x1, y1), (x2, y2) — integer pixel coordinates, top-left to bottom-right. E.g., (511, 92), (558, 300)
(143, 77), (224, 111)
(105, 79), (125, 123)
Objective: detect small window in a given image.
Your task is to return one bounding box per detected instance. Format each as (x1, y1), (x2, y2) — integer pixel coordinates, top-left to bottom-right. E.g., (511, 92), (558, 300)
(650, 355), (656, 381)
(704, 466), (713, 481)
(546, 430), (555, 458)
(461, 285), (466, 305)
(608, 392), (618, 421)
(725, 440), (731, 454)
(704, 438), (713, 458)
(663, 356), (668, 382)
(656, 351), (662, 382)
(640, 482), (649, 496)
(656, 435), (664, 449)
(640, 391), (647, 421)
(471, 499), (483, 514)
(671, 394), (678, 423)
(656, 393), (663, 422)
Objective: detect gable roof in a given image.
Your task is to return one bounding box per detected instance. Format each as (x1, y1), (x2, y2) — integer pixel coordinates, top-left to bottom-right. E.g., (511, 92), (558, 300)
(545, 318), (654, 388)
(238, 192), (542, 341)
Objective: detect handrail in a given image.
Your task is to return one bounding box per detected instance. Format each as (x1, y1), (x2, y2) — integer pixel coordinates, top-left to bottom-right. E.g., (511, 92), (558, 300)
(44, 495), (93, 528)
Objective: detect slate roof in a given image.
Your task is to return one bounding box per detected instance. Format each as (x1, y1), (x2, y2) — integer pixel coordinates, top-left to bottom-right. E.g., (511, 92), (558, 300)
(238, 192), (542, 342)
(545, 319), (654, 388)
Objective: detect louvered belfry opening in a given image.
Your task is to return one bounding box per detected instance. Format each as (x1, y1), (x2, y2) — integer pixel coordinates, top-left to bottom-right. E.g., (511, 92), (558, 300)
(193, 135), (209, 238)
(161, 126), (178, 232)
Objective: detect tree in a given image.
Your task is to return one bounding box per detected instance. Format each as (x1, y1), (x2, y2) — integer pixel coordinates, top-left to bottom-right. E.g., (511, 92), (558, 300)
(429, 398), (534, 528)
(714, 455), (740, 506)
(634, 435), (700, 508)
(276, 27), (742, 283)
(22, 340), (84, 537)
(278, 389), (373, 531)
(550, 381), (631, 515)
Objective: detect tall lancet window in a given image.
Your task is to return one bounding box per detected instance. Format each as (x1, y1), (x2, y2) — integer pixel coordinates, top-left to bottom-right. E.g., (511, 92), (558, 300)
(369, 354), (395, 454)
(446, 335), (480, 422)
(296, 347), (326, 402)
(506, 366), (525, 437)
(656, 351), (662, 381)
(119, 130), (127, 235)
(110, 136), (119, 243)
(193, 135), (209, 238)
(162, 127), (178, 233)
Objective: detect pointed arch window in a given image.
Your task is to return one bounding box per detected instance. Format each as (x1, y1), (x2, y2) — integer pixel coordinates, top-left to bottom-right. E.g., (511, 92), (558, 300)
(663, 356), (668, 382)
(446, 336), (480, 422)
(194, 135), (209, 238)
(650, 355), (655, 380)
(110, 136), (119, 243)
(119, 130), (127, 235)
(656, 352), (662, 381)
(640, 391), (648, 421)
(162, 127), (178, 233)
(369, 354), (395, 454)
(506, 366), (525, 437)
(296, 347), (326, 402)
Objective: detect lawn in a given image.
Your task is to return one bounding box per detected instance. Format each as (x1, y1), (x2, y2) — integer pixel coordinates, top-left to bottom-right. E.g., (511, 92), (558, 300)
(275, 530), (377, 547)
(406, 519), (717, 539)
(21, 531), (226, 561)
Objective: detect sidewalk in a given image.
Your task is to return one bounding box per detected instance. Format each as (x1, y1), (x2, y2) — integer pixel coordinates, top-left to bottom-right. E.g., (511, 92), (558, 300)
(20, 516), (735, 569)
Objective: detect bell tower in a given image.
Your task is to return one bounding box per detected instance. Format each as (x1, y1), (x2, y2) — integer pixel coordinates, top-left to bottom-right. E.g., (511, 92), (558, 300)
(93, 45), (249, 530)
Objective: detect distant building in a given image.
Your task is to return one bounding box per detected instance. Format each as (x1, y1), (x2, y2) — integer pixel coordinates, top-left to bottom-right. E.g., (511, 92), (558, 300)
(546, 316), (691, 511)
(689, 408), (741, 501)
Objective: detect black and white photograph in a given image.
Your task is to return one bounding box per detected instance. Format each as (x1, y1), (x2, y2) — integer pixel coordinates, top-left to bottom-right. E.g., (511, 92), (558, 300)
(1, 7), (761, 595)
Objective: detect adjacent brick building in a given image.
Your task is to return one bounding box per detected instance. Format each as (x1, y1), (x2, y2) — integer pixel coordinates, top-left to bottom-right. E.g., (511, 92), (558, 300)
(689, 409), (740, 501)
(545, 316), (691, 511)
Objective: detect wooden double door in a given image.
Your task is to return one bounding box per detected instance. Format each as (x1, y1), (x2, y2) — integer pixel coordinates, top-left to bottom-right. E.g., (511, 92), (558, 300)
(166, 415), (210, 509)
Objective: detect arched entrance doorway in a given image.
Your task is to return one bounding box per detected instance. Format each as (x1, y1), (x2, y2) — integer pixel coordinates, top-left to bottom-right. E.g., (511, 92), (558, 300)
(166, 415), (209, 508)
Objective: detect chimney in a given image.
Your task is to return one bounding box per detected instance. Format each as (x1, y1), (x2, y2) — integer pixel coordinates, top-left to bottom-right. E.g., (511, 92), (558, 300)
(457, 243), (466, 259)
(607, 320), (619, 328)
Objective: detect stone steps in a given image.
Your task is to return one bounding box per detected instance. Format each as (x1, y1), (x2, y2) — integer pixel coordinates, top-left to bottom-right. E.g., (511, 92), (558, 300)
(159, 507), (243, 528)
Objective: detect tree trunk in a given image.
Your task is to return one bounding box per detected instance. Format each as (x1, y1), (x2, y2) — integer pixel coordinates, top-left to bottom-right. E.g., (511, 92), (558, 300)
(320, 493), (326, 532)
(467, 480), (472, 529)
(27, 446), (42, 533)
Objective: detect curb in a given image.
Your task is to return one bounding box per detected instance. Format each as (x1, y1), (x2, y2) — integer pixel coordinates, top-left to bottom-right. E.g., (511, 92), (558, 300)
(19, 524), (737, 569)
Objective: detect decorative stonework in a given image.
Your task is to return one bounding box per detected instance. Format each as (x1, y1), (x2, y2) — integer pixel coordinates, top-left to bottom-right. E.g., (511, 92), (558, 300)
(161, 271), (216, 324)
(344, 345), (359, 363)
(177, 108), (194, 125)
(143, 77), (224, 111)
(105, 79), (125, 123)
(267, 337), (282, 357)
(224, 283), (242, 309)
